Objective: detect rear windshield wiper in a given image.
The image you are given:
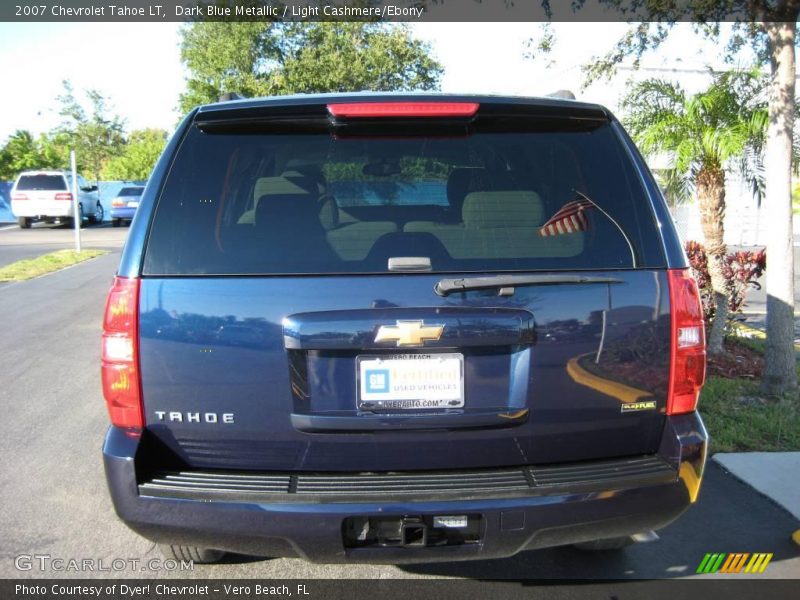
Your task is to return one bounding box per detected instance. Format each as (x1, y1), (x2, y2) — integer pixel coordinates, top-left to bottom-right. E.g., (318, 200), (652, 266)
(434, 274), (623, 297)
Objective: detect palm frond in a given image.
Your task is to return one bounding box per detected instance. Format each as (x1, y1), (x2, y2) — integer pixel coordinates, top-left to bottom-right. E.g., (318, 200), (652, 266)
(737, 145), (766, 206)
(621, 69), (771, 187)
(657, 167), (695, 205)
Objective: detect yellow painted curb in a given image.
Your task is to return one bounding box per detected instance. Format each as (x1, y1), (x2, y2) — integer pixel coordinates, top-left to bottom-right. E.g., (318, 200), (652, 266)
(734, 321), (800, 351)
(792, 529), (800, 546)
(566, 356), (653, 404)
(734, 321), (766, 339)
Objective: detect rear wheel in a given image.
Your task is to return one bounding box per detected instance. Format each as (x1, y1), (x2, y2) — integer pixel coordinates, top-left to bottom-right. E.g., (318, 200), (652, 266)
(573, 536), (635, 551)
(18, 217), (31, 229)
(89, 202), (104, 224)
(159, 544), (225, 564)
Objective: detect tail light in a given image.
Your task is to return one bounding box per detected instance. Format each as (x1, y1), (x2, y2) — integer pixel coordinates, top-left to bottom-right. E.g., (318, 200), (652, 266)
(54, 192), (73, 201)
(327, 102), (479, 118)
(12, 193), (28, 201)
(101, 277), (143, 430)
(667, 269), (706, 414)
(111, 199), (125, 207)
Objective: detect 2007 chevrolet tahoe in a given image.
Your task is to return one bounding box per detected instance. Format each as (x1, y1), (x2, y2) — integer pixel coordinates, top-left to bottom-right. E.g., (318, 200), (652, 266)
(102, 93), (707, 564)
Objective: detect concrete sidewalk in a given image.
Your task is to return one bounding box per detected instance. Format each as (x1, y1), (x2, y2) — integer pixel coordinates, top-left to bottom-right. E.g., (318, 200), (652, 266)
(713, 453), (800, 524)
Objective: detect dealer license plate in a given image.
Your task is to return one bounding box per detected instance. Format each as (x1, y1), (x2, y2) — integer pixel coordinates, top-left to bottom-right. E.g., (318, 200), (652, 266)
(357, 353), (464, 410)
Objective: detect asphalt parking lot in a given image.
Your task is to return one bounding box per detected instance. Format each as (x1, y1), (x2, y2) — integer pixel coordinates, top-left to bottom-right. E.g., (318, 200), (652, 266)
(0, 224), (798, 580)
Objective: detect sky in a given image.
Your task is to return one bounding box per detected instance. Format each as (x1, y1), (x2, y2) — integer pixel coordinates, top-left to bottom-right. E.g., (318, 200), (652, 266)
(0, 22), (757, 143)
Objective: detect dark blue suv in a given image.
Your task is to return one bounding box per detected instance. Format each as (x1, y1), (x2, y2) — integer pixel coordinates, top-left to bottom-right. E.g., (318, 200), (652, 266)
(101, 94), (708, 564)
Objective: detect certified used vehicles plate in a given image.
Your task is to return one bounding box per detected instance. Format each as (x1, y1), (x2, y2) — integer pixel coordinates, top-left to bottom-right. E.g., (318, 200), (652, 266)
(127, 201), (140, 208)
(358, 353), (464, 410)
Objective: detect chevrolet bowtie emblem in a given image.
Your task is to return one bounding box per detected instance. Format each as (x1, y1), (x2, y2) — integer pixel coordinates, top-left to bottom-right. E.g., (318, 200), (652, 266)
(374, 320), (444, 346)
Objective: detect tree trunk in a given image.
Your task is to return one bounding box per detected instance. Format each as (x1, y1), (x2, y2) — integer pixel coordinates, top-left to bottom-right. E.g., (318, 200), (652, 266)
(762, 21), (798, 397)
(696, 166), (729, 355)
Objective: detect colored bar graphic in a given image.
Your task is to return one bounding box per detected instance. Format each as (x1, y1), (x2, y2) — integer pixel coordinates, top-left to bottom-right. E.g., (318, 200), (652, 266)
(720, 553), (749, 573)
(744, 553), (773, 574)
(696, 553), (714, 573)
(698, 552), (773, 574)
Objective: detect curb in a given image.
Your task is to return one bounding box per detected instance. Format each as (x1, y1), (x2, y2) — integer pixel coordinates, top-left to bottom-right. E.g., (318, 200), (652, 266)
(714, 455), (800, 547)
(0, 249), (111, 289)
(733, 321), (800, 352)
(740, 310), (800, 317)
(713, 453), (800, 522)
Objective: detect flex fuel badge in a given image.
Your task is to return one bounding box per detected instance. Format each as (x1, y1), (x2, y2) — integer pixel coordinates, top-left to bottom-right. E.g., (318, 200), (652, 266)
(621, 400), (657, 413)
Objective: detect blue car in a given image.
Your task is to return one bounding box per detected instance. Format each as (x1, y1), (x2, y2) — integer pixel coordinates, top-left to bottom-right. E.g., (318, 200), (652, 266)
(101, 93), (708, 564)
(110, 185), (144, 226)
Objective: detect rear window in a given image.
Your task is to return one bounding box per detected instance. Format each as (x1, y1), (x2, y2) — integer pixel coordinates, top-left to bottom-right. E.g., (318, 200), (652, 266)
(143, 117), (665, 275)
(119, 187), (144, 197)
(15, 175), (67, 191)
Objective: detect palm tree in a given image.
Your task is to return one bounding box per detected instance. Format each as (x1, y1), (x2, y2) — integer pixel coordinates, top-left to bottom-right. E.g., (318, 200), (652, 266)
(622, 70), (769, 355)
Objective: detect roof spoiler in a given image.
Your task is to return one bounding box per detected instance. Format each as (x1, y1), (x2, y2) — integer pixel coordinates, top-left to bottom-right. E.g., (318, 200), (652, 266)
(547, 90), (576, 100)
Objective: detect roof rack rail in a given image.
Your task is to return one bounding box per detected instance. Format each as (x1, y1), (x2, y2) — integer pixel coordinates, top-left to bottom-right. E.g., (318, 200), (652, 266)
(218, 92), (245, 102)
(547, 90), (576, 100)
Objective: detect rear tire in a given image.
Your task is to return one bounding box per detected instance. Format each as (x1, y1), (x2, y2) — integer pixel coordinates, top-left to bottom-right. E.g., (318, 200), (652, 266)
(573, 536), (635, 551)
(159, 544), (225, 564)
(89, 202), (104, 224)
(18, 217), (31, 229)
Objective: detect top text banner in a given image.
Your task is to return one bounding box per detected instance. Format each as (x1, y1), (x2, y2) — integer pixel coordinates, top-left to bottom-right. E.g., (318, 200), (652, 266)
(3, 1), (760, 23)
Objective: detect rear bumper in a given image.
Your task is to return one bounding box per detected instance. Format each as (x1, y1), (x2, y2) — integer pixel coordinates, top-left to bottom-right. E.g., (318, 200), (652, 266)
(110, 207), (136, 219)
(11, 202), (74, 218)
(103, 413), (707, 564)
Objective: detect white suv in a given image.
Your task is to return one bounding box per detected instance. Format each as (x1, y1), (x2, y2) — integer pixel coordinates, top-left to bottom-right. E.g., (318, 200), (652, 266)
(10, 170), (104, 228)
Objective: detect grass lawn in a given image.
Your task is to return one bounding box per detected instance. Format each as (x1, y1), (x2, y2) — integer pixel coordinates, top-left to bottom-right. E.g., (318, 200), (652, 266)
(0, 249), (108, 282)
(700, 335), (800, 453)
(700, 377), (799, 453)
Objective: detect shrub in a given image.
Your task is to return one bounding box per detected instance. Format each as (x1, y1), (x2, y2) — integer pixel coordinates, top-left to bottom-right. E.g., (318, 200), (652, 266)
(684, 241), (766, 324)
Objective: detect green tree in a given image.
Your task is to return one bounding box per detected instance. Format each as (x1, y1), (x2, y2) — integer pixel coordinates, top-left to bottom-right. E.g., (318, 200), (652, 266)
(0, 131), (43, 180)
(57, 80), (126, 184)
(37, 131), (71, 171)
(179, 22), (443, 112)
(274, 23), (443, 94)
(101, 129), (168, 181)
(0, 130), (70, 180)
(623, 71), (769, 355)
(179, 22), (276, 111)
